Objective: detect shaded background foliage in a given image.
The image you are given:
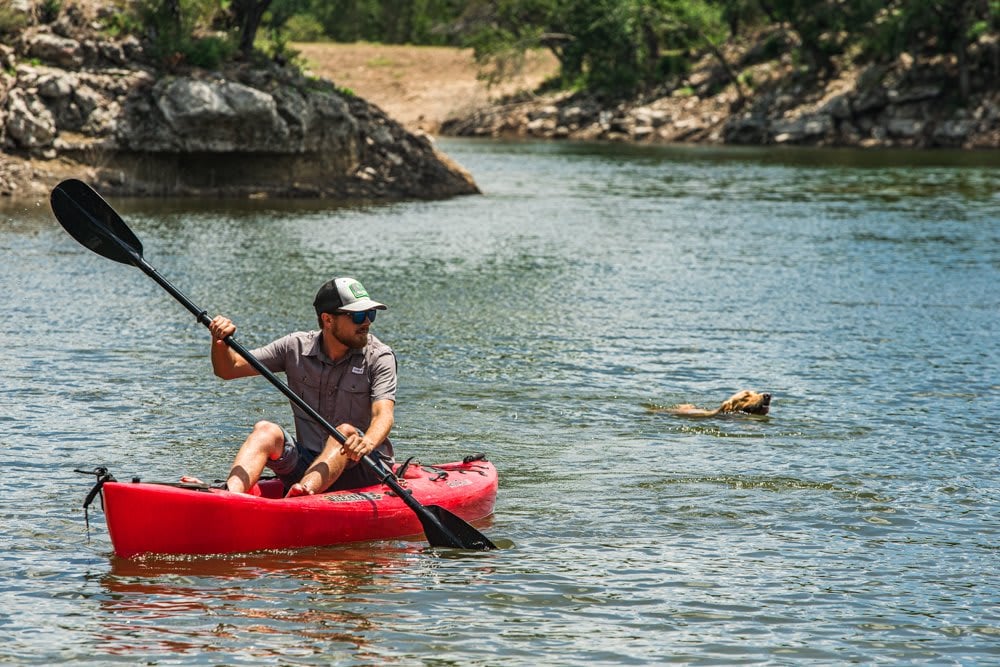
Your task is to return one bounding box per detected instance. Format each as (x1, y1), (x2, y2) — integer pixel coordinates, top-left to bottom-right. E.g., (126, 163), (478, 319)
(456, 0), (998, 96)
(5, 0), (997, 95)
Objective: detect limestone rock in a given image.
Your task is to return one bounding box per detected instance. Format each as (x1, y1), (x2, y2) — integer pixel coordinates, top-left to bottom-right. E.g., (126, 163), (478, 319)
(0, 17), (478, 200)
(5, 88), (56, 148)
(24, 32), (83, 68)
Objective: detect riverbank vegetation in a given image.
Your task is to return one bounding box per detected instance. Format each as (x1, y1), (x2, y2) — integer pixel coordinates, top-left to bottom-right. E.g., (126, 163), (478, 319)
(272, 1), (1000, 149)
(0, 0), (482, 198)
(47, 1), (997, 103)
(460, 1), (998, 101)
(2, 0), (997, 199)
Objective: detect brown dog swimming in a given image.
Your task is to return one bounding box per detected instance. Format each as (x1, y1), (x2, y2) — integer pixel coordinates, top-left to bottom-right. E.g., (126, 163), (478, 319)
(656, 390), (772, 417)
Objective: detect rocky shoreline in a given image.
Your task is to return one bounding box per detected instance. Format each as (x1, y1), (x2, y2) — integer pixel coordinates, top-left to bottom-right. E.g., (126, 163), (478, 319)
(442, 34), (999, 151)
(3, 10), (998, 202)
(0, 5), (479, 200)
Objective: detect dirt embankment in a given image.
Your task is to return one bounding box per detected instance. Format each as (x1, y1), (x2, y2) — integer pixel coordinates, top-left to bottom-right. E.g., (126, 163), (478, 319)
(294, 42), (558, 134)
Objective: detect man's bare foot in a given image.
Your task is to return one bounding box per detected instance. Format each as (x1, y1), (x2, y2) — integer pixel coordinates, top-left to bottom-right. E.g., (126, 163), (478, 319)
(285, 483), (315, 498)
(180, 475), (205, 485)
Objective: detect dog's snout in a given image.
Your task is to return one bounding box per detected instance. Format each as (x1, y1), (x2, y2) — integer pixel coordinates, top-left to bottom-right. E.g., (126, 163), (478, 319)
(762, 393), (772, 404)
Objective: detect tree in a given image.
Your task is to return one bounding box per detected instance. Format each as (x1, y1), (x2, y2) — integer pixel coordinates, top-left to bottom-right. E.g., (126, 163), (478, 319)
(463, 0), (739, 96)
(461, 0), (564, 87)
(653, 0), (745, 102)
(857, 0), (999, 99)
(898, 0), (995, 98)
(758, 0), (885, 77)
(231, 0), (274, 58)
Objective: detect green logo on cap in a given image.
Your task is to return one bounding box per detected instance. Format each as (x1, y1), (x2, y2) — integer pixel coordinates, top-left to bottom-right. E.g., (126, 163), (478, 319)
(349, 282), (369, 299)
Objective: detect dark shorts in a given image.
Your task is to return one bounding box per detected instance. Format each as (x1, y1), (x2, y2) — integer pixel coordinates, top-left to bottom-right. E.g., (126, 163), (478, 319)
(266, 428), (391, 492)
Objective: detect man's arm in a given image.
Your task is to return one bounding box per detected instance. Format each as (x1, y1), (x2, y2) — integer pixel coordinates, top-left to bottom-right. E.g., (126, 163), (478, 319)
(209, 315), (259, 379)
(291, 400), (396, 496)
(340, 399), (395, 460)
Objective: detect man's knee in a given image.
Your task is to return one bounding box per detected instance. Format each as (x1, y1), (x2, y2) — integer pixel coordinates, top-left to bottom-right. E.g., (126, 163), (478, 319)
(251, 420), (283, 438)
(250, 421), (286, 453)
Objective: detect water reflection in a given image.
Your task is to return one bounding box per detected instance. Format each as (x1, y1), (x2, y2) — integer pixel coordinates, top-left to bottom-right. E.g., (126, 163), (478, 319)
(96, 546), (420, 659)
(90, 541), (511, 662)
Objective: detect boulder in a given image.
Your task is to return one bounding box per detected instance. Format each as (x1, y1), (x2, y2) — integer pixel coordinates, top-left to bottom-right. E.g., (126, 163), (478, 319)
(770, 113), (834, 143)
(933, 119), (976, 142)
(820, 94), (852, 120)
(24, 32), (83, 68)
(723, 114), (769, 144)
(0, 21), (478, 200)
(5, 88), (56, 148)
(145, 78), (292, 152)
(886, 118), (925, 138)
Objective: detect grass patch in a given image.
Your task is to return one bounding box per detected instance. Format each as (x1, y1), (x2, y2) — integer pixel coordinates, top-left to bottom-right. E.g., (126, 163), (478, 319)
(366, 55), (396, 67)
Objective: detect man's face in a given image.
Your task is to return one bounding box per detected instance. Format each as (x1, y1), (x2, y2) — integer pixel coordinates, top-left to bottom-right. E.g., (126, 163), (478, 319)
(327, 311), (372, 349)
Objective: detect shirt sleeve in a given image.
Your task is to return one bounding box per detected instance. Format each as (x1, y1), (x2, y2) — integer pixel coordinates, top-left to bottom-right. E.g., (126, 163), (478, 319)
(250, 334), (292, 374)
(369, 349), (397, 402)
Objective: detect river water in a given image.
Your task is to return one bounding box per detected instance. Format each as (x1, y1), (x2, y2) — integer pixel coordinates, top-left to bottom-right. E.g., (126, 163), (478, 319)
(2, 139), (998, 665)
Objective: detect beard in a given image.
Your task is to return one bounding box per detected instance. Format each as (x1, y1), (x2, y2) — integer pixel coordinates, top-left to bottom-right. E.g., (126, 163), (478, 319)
(333, 325), (369, 350)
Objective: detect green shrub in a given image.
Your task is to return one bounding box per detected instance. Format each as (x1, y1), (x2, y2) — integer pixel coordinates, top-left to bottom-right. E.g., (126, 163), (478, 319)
(285, 14), (325, 42)
(99, 0), (140, 37)
(184, 34), (236, 68)
(254, 26), (303, 66)
(39, 0), (61, 23)
(0, 0), (28, 37)
(135, 0), (234, 69)
(657, 52), (690, 79)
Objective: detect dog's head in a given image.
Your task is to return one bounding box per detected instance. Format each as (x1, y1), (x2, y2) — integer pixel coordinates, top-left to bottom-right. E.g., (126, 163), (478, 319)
(720, 390), (771, 415)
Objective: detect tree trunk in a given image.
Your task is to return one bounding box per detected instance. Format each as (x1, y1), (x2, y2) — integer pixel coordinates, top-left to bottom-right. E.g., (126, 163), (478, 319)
(166, 0), (181, 34)
(957, 0), (972, 100)
(232, 0), (273, 58)
(705, 40), (746, 108)
(642, 18), (661, 82)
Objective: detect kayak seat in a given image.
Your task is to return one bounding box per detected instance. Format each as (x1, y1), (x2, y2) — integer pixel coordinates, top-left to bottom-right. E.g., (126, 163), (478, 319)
(254, 479), (285, 499)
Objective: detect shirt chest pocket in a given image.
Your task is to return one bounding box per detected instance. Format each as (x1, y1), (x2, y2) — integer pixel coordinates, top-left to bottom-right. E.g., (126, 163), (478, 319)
(292, 373), (322, 414)
(337, 363), (369, 397)
(335, 374), (370, 425)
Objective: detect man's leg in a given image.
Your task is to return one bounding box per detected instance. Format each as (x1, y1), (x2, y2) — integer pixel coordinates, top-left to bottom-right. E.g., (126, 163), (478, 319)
(227, 420), (287, 493)
(285, 428), (357, 497)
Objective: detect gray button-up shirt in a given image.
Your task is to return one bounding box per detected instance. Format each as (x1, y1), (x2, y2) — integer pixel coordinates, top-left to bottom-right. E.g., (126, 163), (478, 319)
(252, 331), (396, 454)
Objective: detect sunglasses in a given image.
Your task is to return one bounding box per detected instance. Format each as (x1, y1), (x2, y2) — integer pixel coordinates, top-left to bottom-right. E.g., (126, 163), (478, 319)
(339, 309), (377, 324)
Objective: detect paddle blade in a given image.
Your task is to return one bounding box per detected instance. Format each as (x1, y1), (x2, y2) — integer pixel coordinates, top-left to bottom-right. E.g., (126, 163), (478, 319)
(421, 504), (497, 550)
(51, 179), (143, 265)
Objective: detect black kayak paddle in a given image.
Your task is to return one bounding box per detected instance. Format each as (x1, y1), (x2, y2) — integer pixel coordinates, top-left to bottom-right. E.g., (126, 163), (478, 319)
(50, 178), (497, 551)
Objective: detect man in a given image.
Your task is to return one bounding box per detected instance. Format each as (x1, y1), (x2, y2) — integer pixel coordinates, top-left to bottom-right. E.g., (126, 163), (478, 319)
(208, 277), (396, 497)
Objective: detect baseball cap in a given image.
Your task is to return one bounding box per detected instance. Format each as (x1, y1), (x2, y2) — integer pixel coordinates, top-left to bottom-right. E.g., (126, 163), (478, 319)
(313, 277), (387, 314)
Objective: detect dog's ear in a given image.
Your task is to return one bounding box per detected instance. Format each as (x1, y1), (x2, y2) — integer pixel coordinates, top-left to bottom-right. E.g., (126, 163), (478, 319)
(723, 390), (761, 412)
(721, 390), (748, 412)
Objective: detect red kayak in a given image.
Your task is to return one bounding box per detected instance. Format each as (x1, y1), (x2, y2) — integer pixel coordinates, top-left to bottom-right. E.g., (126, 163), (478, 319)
(89, 458), (497, 558)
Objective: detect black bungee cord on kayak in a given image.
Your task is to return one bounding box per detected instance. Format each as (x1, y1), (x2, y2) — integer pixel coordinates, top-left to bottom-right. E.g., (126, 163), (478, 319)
(74, 467), (116, 540)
